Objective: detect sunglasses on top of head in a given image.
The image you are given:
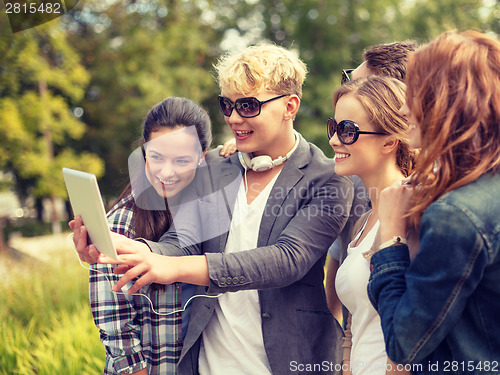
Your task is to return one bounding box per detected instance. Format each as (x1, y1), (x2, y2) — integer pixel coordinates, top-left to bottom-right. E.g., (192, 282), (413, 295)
(341, 69), (354, 85)
(218, 94), (288, 118)
(327, 118), (388, 145)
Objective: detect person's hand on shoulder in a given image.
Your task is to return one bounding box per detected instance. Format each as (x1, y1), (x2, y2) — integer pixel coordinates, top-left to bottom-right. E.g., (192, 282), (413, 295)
(217, 138), (237, 158)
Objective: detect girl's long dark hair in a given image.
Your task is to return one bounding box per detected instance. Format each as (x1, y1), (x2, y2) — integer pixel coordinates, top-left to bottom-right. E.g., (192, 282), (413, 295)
(113, 97), (212, 241)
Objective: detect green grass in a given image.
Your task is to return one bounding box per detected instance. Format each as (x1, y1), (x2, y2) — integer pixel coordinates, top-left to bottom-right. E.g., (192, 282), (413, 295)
(0, 251), (105, 374)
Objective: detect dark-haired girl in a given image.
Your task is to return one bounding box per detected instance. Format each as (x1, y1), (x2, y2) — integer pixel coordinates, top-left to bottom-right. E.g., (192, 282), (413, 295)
(76, 97), (213, 375)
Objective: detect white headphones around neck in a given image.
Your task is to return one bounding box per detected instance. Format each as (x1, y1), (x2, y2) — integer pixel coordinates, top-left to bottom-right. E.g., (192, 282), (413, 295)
(238, 131), (300, 172)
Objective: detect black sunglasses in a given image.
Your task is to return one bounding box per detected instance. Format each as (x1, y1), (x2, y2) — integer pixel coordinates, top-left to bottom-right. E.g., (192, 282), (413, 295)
(218, 94), (288, 118)
(327, 118), (388, 145)
(341, 69), (354, 85)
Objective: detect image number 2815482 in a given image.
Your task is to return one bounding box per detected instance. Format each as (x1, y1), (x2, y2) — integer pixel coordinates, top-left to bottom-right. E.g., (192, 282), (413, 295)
(4, 0), (80, 33)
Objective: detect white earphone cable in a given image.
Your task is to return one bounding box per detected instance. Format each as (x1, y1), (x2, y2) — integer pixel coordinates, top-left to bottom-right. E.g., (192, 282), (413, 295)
(243, 167), (248, 194)
(67, 234), (220, 316)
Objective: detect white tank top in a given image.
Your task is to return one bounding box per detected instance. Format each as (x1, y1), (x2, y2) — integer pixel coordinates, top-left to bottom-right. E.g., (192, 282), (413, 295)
(335, 218), (389, 375)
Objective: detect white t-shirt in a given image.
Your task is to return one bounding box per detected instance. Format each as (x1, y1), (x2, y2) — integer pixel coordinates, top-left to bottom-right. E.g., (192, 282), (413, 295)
(335, 218), (388, 375)
(199, 172), (280, 375)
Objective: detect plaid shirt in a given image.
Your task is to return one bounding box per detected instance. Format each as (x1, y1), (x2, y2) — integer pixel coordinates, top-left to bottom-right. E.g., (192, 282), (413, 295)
(89, 194), (182, 374)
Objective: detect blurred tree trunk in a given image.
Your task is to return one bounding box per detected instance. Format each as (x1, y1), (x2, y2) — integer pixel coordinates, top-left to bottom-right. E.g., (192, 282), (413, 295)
(0, 217), (7, 253)
(35, 197), (43, 222)
(39, 80), (61, 234)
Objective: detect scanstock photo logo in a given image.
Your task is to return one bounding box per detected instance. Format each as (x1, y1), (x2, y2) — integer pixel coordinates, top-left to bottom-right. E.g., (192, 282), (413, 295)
(3, 0), (79, 33)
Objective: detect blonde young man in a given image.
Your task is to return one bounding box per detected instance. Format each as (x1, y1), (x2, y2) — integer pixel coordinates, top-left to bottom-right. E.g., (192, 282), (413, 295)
(75, 44), (352, 374)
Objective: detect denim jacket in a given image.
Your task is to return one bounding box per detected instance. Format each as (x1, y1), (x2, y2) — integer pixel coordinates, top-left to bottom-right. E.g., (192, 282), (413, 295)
(368, 172), (500, 375)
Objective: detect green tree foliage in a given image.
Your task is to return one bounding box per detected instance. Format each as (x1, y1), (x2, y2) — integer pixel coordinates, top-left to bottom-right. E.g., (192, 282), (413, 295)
(62, 0), (498, 196)
(210, 0), (413, 154)
(402, 0), (498, 41)
(271, 0), (413, 153)
(212, 0), (498, 154)
(64, 0), (224, 196)
(2, 0), (498, 210)
(0, 17), (103, 234)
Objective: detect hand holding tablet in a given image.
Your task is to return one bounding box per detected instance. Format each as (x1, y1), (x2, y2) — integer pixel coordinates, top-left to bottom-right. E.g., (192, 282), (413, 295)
(63, 168), (118, 261)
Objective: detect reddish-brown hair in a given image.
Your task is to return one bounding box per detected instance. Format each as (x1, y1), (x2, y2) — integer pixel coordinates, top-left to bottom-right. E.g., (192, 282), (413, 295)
(406, 30), (500, 225)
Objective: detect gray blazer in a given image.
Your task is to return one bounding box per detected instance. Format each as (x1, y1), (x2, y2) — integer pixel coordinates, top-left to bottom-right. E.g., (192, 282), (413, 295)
(147, 134), (353, 375)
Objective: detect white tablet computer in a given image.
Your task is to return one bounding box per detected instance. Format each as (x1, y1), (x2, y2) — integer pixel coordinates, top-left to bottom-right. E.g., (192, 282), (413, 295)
(62, 168), (118, 260)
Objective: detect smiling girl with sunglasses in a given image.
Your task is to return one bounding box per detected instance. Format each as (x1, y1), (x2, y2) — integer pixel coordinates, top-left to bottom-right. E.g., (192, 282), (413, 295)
(328, 75), (416, 375)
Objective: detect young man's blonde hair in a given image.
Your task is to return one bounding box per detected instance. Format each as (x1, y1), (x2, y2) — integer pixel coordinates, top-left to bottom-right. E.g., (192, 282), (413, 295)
(214, 43), (308, 98)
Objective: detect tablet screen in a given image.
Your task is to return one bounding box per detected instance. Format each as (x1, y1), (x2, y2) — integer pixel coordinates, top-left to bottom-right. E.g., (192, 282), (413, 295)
(63, 168), (118, 260)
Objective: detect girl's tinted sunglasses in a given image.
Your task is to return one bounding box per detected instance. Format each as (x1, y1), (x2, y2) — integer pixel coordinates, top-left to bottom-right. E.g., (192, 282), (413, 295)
(327, 118), (388, 145)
